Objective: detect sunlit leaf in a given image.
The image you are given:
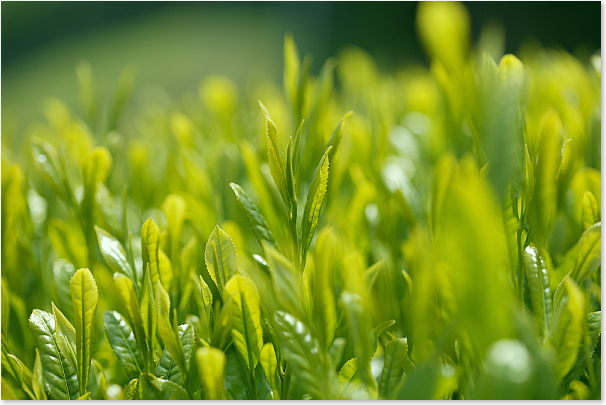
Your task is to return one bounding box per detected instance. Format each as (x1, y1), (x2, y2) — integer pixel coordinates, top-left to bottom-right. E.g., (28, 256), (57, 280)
(205, 225), (238, 292)
(225, 274), (263, 370)
(196, 347), (226, 400)
(70, 268), (98, 394)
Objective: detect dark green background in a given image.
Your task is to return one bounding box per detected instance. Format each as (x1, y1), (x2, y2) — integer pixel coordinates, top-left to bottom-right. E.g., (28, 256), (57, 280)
(2, 2), (600, 131)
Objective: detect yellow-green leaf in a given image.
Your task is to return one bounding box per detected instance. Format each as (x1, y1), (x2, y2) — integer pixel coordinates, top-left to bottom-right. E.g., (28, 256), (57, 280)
(310, 228), (338, 350)
(571, 222), (600, 283)
(549, 278), (585, 380)
(260, 103), (288, 205)
(205, 225), (238, 292)
(141, 218), (161, 287)
(225, 274), (263, 370)
(582, 191), (599, 230)
(113, 273), (146, 361)
(260, 343), (280, 399)
(95, 226), (136, 283)
(522, 245), (552, 339)
(70, 268), (98, 395)
(196, 347), (226, 400)
(155, 281), (186, 377)
(52, 302), (77, 372)
(301, 146), (331, 257)
(32, 349), (47, 400)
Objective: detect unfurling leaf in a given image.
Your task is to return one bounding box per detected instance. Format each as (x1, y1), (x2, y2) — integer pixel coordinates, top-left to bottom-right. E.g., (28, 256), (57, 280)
(141, 218), (161, 287)
(301, 146), (331, 257)
(205, 225), (238, 292)
(260, 103), (288, 205)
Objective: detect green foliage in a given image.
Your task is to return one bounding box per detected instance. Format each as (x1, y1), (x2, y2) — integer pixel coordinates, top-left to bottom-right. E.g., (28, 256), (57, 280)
(1, 2), (600, 400)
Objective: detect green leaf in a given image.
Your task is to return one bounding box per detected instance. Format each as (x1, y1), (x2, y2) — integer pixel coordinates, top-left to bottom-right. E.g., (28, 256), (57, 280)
(155, 282), (187, 378)
(193, 275), (213, 342)
(70, 268), (98, 395)
(310, 228), (338, 350)
(301, 146), (331, 257)
(379, 338), (407, 399)
(32, 349), (47, 400)
(31, 139), (72, 202)
(260, 103), (288, 205)
(4, 352), (35, 399)
(88, 359), (107, 400)
(113, 273), (147, 366)
(522, 245), (552, 339)
(124, 378), (139, 400)
(154, 323), (195, 386)
(230, 182), (276, 247)
(53, 259), (76, 318)
(340, 291), (375, 389)
(95, 226), (136, 283)
(83, 146), (112, 205)
(283, 33), (301, 113)
(570, 222), (600, 283)
(338, 357), (367, 399)
(224, 347), (251, 399)
(52, 302), (78, 372)
(161, 193), (187, 263)
(140, 270), (157, 369)
(532, 111), (563, 243)
(263, 243), (307, 319)
(141, 218), (161, 288)
(549, 277), (585, 380)
(103, 311), (143, 378)
(225, 274), (263, 370)
(138, 373), (189, 400)
(581, 192), (599, 230)
(196, 346), (226, 400)
(324, 111), (352, 162)
(260, 343), (280, 399)
(29, 309), (79, 399)
(285, 135), (297, 212)
(205, 225), (238, 292)
(158, 248), (173, 292)
(273, 311), (329, 399)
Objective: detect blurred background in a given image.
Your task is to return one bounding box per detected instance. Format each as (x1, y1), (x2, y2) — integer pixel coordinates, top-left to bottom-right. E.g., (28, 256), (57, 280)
(2, 1), (600, 133)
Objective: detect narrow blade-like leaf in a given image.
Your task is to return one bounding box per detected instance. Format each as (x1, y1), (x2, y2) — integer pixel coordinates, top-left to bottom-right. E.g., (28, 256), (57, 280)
(70, 268), (98, 394)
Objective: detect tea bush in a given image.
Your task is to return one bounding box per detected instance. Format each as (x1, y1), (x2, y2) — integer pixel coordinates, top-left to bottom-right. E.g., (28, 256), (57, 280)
(1, 2), (601, 400)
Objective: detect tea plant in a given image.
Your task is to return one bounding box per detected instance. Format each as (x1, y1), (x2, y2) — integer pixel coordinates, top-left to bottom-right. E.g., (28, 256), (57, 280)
(1, 2), (601, 400)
